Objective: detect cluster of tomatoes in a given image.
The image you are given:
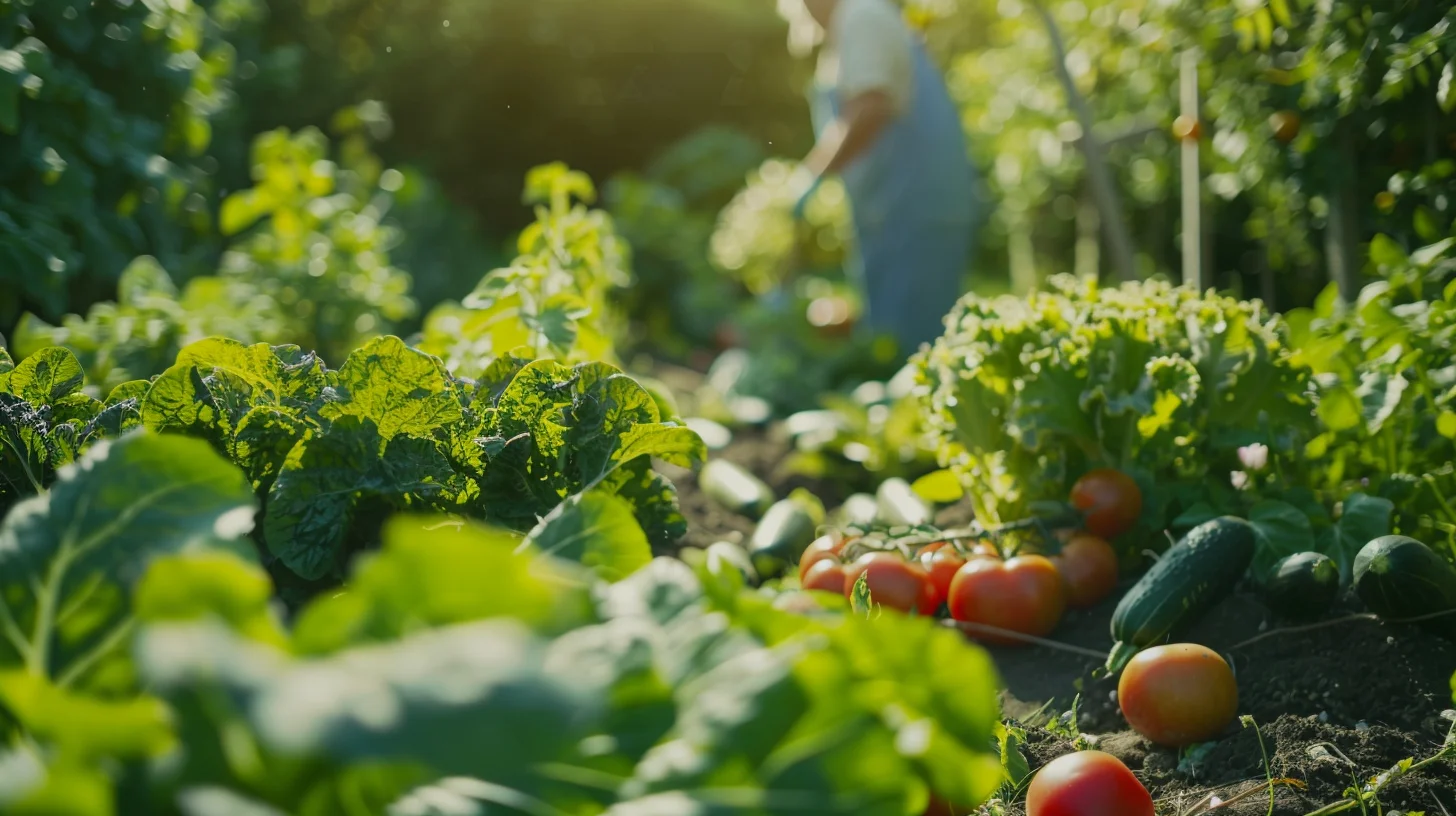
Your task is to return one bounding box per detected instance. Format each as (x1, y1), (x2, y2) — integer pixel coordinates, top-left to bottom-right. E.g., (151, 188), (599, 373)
(797, 469), (1140, 644)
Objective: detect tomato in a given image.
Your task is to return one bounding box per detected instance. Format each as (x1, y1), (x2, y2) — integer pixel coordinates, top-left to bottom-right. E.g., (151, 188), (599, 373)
(843, 553), (939, 616)
(919, 546), (966, 608)
(1171, 115), (1202, 141)
(798, 534), (848, 581)
(1026, 750), (1154, 816)
(1118, 643), (1238, 747)
(1269, 110), (1301, 143)
(1070, 469), (1143, 539)
(802, 559), (849, 594)
(947, 555), (1065, 645)
(1051, 534), (1119, 608)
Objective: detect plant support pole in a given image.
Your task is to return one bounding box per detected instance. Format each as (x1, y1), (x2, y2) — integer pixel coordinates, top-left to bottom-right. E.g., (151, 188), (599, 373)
(1031, 0), (1137, 282)
(1180, 50), (1203, 291)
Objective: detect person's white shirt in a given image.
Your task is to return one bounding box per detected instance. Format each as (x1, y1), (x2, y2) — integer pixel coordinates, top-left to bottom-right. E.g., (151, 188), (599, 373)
(815, 0), (915, 116)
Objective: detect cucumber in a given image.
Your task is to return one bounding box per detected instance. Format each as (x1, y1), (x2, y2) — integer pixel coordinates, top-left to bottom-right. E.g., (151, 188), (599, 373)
(748, 498), (820, 579)
(1353, 535), (1456, 640)
(1261, 552), (1340, 620)
(699, 459), (773, 519)
(704, 540), (759, 587)
(876, 478), (934, 527)
(1107, 517), (1256, 672)
(834, 493), (880, 529)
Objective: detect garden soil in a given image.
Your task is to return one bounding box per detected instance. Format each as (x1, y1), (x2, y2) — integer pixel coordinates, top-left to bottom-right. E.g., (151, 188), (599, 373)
(669, 425), (1456, 815)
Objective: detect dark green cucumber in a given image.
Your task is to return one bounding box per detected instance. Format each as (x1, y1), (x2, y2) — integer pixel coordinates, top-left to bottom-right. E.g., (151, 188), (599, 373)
(1353, 535), (1456, 640)
(875, 478), (933, 527)
(1107, 517), (1256, 671)
(699, 459), (774, 519)
(1261, 552), (1340, 620)
(748, 498), (820, 579)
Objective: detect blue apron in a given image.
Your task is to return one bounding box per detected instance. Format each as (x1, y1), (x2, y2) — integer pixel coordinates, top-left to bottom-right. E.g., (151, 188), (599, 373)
(812, 34), (980, 356)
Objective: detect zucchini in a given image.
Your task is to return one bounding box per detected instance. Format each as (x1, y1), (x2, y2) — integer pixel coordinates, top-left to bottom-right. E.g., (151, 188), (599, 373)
(1261, 552), (1340, 620)
(748, 498), (820, 579)
(1107, 517), (1256, 672)
(704, 540), (758, 587)
(876, 478), (934, 527)
(699, 459), (774, 519)
(1353, 535), (1456, 640)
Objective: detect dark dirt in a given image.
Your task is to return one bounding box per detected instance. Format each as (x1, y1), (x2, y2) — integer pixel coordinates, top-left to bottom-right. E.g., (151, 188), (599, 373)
(664, 415), (1456, 814)
(987, 589), (1456, 814)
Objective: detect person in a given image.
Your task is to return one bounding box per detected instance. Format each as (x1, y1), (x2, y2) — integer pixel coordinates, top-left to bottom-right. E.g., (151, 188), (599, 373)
(790, 0), (981, 356)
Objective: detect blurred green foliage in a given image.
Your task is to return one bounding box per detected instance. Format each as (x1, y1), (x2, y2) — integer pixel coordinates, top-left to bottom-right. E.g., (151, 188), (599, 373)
(924, 0), (1456, 304)
(0, 0), (258, 329)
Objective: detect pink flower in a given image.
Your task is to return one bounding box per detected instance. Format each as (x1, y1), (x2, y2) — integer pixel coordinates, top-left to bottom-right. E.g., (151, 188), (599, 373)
(1237, 443), (1269, 472)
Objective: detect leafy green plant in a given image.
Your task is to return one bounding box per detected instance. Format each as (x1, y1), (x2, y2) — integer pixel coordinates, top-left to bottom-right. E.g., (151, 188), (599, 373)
(217, 111), (416, 364)
(0, 344), (142, 518)
(0, 0), (258, 329)
(139, 334), (704, 595)
(1, 473), (1006, 815)
(1287, 235), (1456, 557)
(418, 163), (628, 377)
(11, 256), (282, 395)
(917, 275), (1316, 551)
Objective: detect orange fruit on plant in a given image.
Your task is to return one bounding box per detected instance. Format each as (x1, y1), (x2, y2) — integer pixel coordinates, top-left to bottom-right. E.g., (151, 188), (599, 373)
(1118, 643), (1238, 746)
(1172, 115), (1202, 141)
(1269, 110), (1301, 143)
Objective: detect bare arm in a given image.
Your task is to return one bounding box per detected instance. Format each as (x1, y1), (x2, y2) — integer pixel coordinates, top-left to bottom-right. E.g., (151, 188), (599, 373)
(803, 89), (897, 178)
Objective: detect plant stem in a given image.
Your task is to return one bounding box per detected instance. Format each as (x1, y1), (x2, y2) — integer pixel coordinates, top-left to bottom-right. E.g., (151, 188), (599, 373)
(940, 620), (1111, 660)
(58, 616), (136, 689)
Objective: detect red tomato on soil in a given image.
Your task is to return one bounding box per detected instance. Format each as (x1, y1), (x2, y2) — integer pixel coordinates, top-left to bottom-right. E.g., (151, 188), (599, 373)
(1070, 469), (1143, 539)
(843, 553), (939, 616)
(1051, 534), (1119, 608)
(1118, 643), (1239, 747)
(946, 555), (1065, 645)
(1026, 750), (1154, 816)
(798, 534), (847, 581)
(802, 559), (848, 594)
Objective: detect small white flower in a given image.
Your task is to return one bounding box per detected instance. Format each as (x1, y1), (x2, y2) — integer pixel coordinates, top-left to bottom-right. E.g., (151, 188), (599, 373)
(1238, 443), (1269, 472)
(1231, 471), (1251, 490)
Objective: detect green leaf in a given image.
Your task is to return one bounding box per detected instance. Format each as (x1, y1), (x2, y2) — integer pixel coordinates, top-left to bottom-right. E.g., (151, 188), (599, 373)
(319, 336), (462, 441)
(1439, 411), (1456, 440)
(1368, 234), (1409, 268)
(597, 457), (690, 548)
(526, 492), (653, 582)
(1248, 500), (1315, 576)
(0, 431), (256, 680)
(140, 620), (603, 783)
(0, 672), (173, 760)
(1439, 59), (1455, 113)
(263, 418), (456, 581)
(851, 572), (874, 617)
(2, 348), (84, 404)
(1316, 385), (1363, 433)
(912, 469), (965, 503)
(0, 751), (112, 816)
(134, 552), (285, 647)
(142, 339), (299, 439)
(1320, 492), (1393, 582)
(291, 514), (589, 655)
